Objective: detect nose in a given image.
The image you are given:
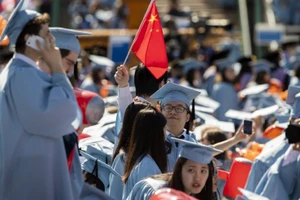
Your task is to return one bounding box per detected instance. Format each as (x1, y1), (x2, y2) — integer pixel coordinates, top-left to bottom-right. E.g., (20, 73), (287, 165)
(169, 107), (177, 115)
(193, 172), (201, 180)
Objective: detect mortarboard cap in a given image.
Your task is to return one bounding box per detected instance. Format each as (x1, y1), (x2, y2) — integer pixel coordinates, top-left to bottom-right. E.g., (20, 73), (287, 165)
(238, 84), (269, 98)
(225, 105), (279, 120)
(169, 137), (223, 164)
(195, 95), (220, 110)
(179, 58), (207, 74)
(250, 59), (273, 74)
(195, 111), (235, 133)
(80, 182), (116, 200)
(0, 0), (41, 45)
(150, 82), (200, 106)
(79, 136), (114, 164)
(192, 105), (215, 114)
(286, 85), (300, 105)
(214, 58), (235, 71)
(238, 188), (269, 200)
(89, 55), (115, 69)
(50, 27), (91, 54)
(80, 150), (121, 189)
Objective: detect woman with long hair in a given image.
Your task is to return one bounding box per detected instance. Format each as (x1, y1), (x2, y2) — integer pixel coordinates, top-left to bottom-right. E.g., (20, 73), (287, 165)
(108, 101), (149, 199)
(126, 138), (222, 200)
(122, 107), (168, 199)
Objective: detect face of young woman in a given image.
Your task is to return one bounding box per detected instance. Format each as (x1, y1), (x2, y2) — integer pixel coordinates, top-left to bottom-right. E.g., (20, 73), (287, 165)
(181, 159), (209, 195)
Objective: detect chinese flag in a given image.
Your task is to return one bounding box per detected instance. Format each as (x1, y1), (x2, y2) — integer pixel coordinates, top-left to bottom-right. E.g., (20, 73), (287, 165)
(131, 0), (168, 79)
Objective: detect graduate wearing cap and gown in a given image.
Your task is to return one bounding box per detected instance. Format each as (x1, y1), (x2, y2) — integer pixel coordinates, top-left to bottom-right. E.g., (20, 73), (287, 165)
(80, 55), (116, 97)
(253, 92), (300, 200)
(151, 82), (249, 171)
(179, 58), (207, 89)
(211, 58), (240, 122)
(126, 137), (222, 200)
(244, 86), (300, 192)
(50, 27), (97, 199)
(0, 1), (79, 199)
(150, 82), (201, 171)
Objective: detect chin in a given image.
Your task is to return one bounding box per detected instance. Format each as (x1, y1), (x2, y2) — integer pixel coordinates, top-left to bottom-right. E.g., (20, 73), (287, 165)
(190, 186), (203, 194)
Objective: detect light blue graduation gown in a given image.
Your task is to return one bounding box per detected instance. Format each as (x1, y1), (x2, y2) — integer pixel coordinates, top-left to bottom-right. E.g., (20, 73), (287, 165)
(126, 178), (168, 200)
(166, 132), (197, 172)
(0, 57), (78, 199)
(211, 82), (240, 121)
(255, 149), (300, 200)
(245, 134), (289, 192)
(108, 153), (126, 200)
(122, 155), (162, 199)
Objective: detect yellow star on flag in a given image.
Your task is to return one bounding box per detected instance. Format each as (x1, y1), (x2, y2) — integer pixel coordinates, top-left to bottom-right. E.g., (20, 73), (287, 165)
(148, 14), (158, 23)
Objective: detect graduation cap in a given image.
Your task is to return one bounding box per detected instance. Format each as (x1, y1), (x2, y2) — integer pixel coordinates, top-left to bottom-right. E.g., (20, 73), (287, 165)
(80, 182), (116, 200)
(237, 188), (269, 200)
(225, 105), (280, 120)
(286, 86), (300, 105)
(250, 59), (274, 74)
(195, 95), (220, 110)
(238, 84), (269, 98)
(192, 105), (215, 114)
(50, 28), (91, 54)
(79, 137), (114, 164)
(80, 150), (121, 190)
(150, 82), (200, 107)
(89, 55), (115, 69)
(0, 0), (40, 45)
(169, 137), (223, 164)
(214, 58), (235, 71)
(179, 58), (208, 74)
(195, 111), (235, 133)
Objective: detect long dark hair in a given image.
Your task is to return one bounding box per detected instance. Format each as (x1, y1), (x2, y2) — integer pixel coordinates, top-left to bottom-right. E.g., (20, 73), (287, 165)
(168, 157), (214, 200)
(111, 101), (149, 164)
(123, 107), (168, 183)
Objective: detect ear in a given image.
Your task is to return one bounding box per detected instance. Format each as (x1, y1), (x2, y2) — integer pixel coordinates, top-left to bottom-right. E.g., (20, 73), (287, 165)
(186, 113), (190, 122)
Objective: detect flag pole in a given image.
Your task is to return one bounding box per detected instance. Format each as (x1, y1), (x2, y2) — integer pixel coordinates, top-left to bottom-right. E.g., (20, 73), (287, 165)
(122, 0), (155, 66)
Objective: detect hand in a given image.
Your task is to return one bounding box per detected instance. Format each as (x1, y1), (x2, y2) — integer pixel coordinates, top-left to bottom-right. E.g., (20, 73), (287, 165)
(233, 122), (255, 142)
(36, 35), (64, 74)
(114, 65), (129, 88)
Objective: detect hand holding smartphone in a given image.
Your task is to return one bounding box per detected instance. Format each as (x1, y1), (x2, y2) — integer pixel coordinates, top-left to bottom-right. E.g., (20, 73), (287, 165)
(243, 120), (253, 135)
(26, 35), (46, 51)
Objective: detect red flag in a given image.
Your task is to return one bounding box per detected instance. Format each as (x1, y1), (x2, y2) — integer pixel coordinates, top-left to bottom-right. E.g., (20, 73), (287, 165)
(131, 0), (168, 79)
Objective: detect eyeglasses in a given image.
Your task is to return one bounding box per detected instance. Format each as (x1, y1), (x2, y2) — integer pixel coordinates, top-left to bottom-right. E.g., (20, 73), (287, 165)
(162, 105), (187, 113)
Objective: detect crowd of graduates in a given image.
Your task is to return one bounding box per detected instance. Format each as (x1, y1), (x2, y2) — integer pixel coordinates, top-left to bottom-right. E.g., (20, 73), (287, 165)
(1, 0), (300, 200)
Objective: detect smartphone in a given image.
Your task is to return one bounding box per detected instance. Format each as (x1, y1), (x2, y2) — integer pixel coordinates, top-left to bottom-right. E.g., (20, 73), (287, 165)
(26, 35), (45, 51)
(285, 123), (300, 144)
(243, 120), (253, 135)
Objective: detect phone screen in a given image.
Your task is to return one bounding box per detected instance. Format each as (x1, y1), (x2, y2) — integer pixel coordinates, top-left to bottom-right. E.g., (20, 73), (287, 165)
(243, 120), (253, 135)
